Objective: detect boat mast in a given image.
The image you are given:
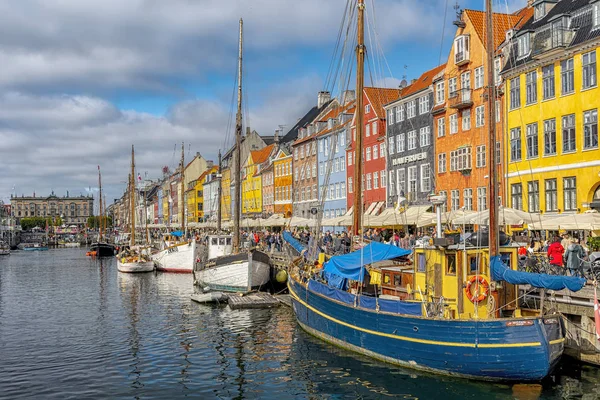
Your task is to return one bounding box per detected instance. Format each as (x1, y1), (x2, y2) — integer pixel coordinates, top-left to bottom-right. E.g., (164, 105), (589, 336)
(352, 0), (365, 237)
(232, 18), (243, 253)
(217, 149), (222, 232)
(130, 145), (136, 247)
(485, 0), (498, 257)
(98, 165), (103, 242)
(144, 186), (150, 244)
(180, 142), (186, 235)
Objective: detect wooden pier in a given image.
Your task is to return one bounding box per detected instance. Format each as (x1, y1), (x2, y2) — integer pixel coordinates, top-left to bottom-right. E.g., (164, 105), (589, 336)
(228, 292), (281, 309)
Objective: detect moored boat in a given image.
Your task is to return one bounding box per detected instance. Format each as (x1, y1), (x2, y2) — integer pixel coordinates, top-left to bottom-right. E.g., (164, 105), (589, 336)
(22, 243), (49, 251)
(0, 241), (10, 255)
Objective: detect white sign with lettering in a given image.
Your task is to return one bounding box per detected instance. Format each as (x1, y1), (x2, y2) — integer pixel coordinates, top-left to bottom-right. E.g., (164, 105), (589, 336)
(391, 152), (427, 166)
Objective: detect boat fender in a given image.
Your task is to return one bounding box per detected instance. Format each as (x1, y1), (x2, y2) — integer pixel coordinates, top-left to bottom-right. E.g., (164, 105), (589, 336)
(465, 276), (489, 303)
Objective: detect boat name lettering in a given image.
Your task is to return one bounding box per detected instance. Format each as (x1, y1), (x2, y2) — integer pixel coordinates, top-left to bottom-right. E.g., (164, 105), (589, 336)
(506, 320), (534, 327)
(391, 152), (427, 166)
(543, 318), (558, 325)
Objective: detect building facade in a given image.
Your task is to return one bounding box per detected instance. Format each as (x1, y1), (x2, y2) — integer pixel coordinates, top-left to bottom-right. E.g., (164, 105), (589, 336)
(11, 193), (94, 226)
(202, 166), (220, 221)
(385, 65), (444, 208)
(503, 0), (600, 214)
(242, 144), (274, 216)
(273, 149), (293, 217)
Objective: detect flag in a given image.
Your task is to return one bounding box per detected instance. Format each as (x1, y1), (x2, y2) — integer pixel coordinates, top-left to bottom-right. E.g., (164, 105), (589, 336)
(138, 173), (142, 182)
(594, 286), (600, 342)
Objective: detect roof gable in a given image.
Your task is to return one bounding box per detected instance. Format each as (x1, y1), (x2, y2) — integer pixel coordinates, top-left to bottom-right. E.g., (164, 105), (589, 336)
(363, 87), (402, 118)
(464, 9), (524, 51)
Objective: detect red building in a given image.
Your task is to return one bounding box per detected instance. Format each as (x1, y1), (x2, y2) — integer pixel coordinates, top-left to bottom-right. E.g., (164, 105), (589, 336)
(347, 87), (400, 214)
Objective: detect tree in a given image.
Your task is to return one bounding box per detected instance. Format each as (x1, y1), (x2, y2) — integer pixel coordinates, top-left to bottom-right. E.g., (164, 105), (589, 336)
(87, 216), (112, 229)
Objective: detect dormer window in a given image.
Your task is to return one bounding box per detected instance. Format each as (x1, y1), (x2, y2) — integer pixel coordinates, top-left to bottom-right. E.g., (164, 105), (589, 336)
(594, 3), (600, 28)
(534, 4), (545, 21)
(365, 104), (371, 114)
(454, 35), (470, 65)
(505, 29), (514, 42)
(517, 33), (530, 58)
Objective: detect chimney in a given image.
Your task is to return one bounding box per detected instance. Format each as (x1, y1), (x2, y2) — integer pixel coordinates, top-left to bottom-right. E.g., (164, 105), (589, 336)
(317, 91), (331, 108)
(341, 90), (355, 105)
(246, 126), (250, 136)
(274, 130), (279, 144)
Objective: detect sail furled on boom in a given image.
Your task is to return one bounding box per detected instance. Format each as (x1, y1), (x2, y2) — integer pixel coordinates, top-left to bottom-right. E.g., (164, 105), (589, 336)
(490, 256), (586, 292)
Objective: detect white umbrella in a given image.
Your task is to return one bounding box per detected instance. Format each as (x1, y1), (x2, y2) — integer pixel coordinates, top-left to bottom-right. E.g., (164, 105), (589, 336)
(529, 210), (600, 231)
(453, 206), (540, 226)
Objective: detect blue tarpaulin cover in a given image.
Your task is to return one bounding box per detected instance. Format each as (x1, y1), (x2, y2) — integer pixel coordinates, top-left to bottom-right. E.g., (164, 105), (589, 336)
(283, 231), (306, 255)
(323, 270), (348, 290)
(323, 241), (411, 282)
(490, 255), (585, 292)
(170, 230), (183, 237)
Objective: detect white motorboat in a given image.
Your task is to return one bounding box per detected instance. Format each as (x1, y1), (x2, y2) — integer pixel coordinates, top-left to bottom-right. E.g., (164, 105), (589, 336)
(152, 238), (198, 273)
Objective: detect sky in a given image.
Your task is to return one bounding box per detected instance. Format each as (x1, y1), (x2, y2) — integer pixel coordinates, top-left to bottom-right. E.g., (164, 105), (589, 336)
(0, 0), (524, 207)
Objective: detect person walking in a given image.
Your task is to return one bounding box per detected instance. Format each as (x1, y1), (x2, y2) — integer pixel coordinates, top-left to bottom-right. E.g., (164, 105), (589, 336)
(565, 238), (586, 276)
(547, 236), (565, 271)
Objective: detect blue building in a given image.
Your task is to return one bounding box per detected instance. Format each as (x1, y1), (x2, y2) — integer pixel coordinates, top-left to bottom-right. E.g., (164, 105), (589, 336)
(317, 109), (353, 232)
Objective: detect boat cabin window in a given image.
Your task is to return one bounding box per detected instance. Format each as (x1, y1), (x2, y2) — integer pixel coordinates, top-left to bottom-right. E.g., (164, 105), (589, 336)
(417, 254), (426, 272)
(211, 238), (218, 245)
(219, 238), (226, 245)
(468, 254), (482, 274)
(226, 238), (232, 245)
(500, 252), (511, 269)
(446, 254), (456, 275)
(383, 273), (391, 284)
(393, 274), (401, 286)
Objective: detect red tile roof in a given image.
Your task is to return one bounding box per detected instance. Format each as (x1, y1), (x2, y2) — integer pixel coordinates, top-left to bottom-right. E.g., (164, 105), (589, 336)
(398, 64), (446, 99)
(250, 144), (274, 165)
(464, 9), (524, 51)
(364, 87), (401, 118)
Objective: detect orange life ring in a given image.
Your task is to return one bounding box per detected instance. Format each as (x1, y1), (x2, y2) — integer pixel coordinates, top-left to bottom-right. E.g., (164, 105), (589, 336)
(465, 276), (489, 303)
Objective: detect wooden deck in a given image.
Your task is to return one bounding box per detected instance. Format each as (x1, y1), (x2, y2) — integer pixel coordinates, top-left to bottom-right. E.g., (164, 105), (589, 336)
(228, 292), (281, 309)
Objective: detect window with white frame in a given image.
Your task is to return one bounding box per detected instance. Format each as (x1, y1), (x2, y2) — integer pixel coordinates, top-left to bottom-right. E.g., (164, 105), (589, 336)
(464, 188), (473, 210)
(381, 170), (386, 188)
(312, 142), (316, 155)
(526, 123), (539, 159)
(584, 109), (598, 149)
(347, 152), (352, 166)
(299, 146), (304, 159)
(372, 122), (378, 136)
(419, 96), (430, 114)
(528, 181), (540, 212)
(435, 81), (445, 104)
(545, 178), (557, 212)
(335, 183), (341, 198)
(329, 184), (334, 199)
(451, 189), (460, 210)
(449, 77), (457, 96)
(462, 110), (471, 131)
(461, 71), (471, 90)
(438, 153), (446, 173)
(474, 66), (484, 89)
(420, 164), (431, 192)
(450, 150), (457, 171)
(517, 33), (530, 58)
(341, 156), (346, 171)
(510, 77), (521, 109)
(542, 65), (555, 99)
(437, 117), (446, 137)
(348, 177), (353, 193)
(398, 133), (405, 152)
(341, 182), (346, 196)
(496, 141), (501, 164)
(511, 183), (523, 210)
(543, 118), (556, 155)
(365, 104), (371, 114)
(319, 140), (323, 153)
(373, 171), (379, 189)
(407, 130), (417, 150)
(495, 100), (500, 123)
(450, 113), (458, 134)
(564, 177), (577, 211)
(561, 58), (574, 95)
(477, 187), (487, 211)
(380, 143), (385, 158)
(334, 158), (339, 172)
(389, 170), (395, 195)
(594, 3), (600, 27)
(476, 145), (486, 168)
(397, 168), (406, 195)
(407, 100), (416, 118)
(366, 123), (370, 137)
(494, 58), (502, 85)
(407, 166), (417, 194)
(388, 109), (394, 125)
(373, 144), (378, 159)
(319, 162), (323, 175)
(294, 169), (298, 182)
(475, 105), (485, 127)
(562, 114), (576, 153)
(526, 70), (537, 104)
(388, 136), (395, 155)
(583, 50), (597, 89)
(398, 105), (405, 121)
(454, 35), (469, 64)
(419, 126), (431, 147)
(323, 139), (328, 154)
(510, 127), (522, 161)
(312, 162), (317, 178)
(366, 173), (372, 190)
(365, 147), (371, 161)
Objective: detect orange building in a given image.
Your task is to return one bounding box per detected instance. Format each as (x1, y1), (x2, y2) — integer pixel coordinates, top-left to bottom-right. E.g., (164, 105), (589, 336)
(272, 148), (292, 217)
(433, 8), (530, 211)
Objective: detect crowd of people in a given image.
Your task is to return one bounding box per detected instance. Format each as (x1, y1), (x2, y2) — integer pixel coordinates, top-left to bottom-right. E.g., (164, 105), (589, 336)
(518, 233), (595, 276)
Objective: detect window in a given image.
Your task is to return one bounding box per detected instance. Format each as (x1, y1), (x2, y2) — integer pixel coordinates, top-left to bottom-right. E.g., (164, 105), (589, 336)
(397, 168), (406, 195)
(476, 145), (486, 168)
(435, 81), (445, 104)
(461, 71), (471, 90)
(451, 147), (472, 171)
(438, 153), (447, 173)
(584, 109), (598, 149)
(380, 143), (385, 159)
(450, 114), (458, 134)
(510, 127), (522, 161)
(450, 150), (457, 171)
(526, 70), (537, 105)
(348, 177), (353, 193)
(528, 181), (540, 213)
(494, 58), (502, 85)
(526, 123), (539, 159)
(312, 162), (317, 178)
(366, 173), (372, 190)
(347, 152), (352, 166)
(437, 117), (446, 137)
(545, 179), (558, 212)
(511, 183), (523, 210)
(583, 51), (597, 89)
(561, 58), (574, 95)
(365, 147), (371, 161)
(419, 96), (429, 115)
(387, 136), (395, 155)
(408, 166), (418, 194)
(420, 164), (431, 192)
(510, 77), (521, 109)
(448, 77), (457, 95)
(534, 3), (545, 20)
(373, 144), (378, 160)
(334, 158), (339, 172)
(542, 65), (555, 99)
(329, 184), (334, 199)
(366, 123), (370, 137)
(474, 66), (484, 89)
(294, 148), (298, 160)
(454, 35), (470, 64)
(564, 177), (577, 211)
(594, 3), (600, 27)
(398, 105), (405, 121)
(389, 170), (395, 196)
(419, 126), (431, 147)
(299, 146), (304, 159)
(335, 182), (341, 198)
(372, 122), (378, 136)
(562, 114), (576, 153)
(407, 131), (417, 150)
(381, 170), (386, 188)
(294, 169), (298, 182)
(439, 190), (448, 212)
(319, 162), (323, 175)
(407, 100), (416, 118)
(462, 110), (471, 131)
(495, 100), (500, 123)
(464, 188), (473, 211)
(397, 133), (405, 152)
(373, 171), (379, 189)
(451, 189), (460, 210)
(365, 104), (371, 114)
(517, 33), (530, 58)
(544, 118), (556, 155)
(341, 155), (346, 171)
(387, 109), (394, 125)
(341, 182), (346, 195)
(477, 187), (487, 211)
(475, 105), (485, 127)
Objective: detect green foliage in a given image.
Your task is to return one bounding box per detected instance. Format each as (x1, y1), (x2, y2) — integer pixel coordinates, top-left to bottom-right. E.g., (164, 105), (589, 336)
(587, 237), (600, 252)
(87, 216), (112, 228)
(20, 216), (64, 230)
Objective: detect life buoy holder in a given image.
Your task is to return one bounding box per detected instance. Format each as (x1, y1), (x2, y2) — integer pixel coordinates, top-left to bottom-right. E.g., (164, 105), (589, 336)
(465, 276), (489, 303)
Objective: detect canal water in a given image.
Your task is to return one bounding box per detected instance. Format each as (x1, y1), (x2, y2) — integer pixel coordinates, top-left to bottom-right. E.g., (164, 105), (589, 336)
(1, 249), (600, 399)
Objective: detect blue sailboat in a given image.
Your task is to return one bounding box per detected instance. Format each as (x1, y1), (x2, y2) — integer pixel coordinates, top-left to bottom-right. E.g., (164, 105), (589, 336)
(285, 0), (586, 381)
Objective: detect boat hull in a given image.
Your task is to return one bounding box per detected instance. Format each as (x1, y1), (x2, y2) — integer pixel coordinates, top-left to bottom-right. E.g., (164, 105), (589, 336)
(288, 277), (563, 381)
(117, 260), (154, 273)
(195, 251), (271, 292)
(90, 242), (115, 257)
(0, 249), (10, 255)
(152, 241), (196, 273)
(23, 246), (48, 251)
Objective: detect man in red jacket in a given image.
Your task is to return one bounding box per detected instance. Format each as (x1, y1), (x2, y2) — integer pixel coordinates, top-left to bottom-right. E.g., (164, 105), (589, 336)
(547, 236), (565, 267)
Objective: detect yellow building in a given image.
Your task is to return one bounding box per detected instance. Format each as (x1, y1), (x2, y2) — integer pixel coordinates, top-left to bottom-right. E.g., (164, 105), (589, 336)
(272, 150), (293, 217)
(221, 167), (231, 222)
(503, 1), (600, 214)
(242, 144), (274, 216)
